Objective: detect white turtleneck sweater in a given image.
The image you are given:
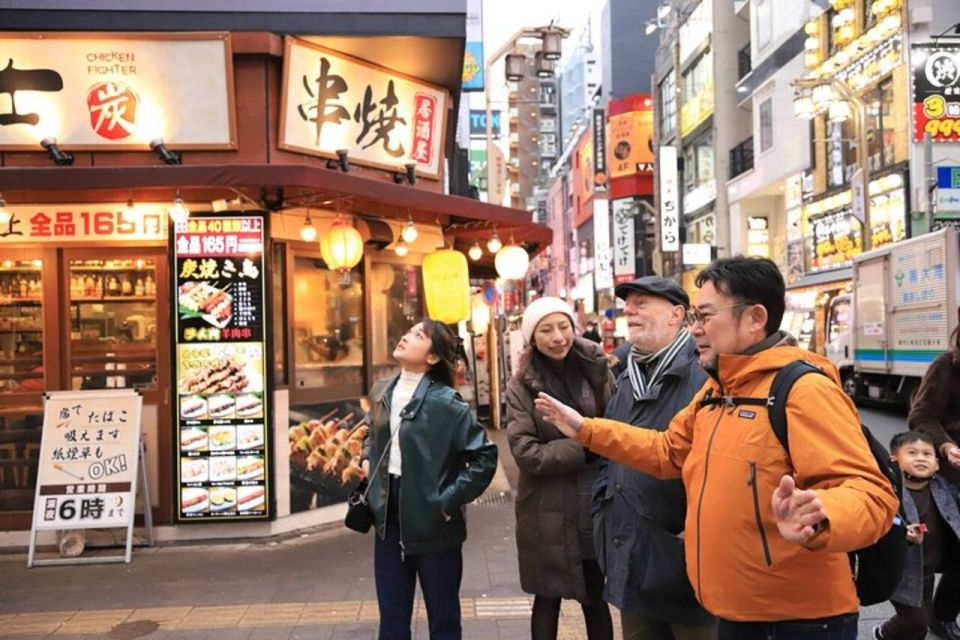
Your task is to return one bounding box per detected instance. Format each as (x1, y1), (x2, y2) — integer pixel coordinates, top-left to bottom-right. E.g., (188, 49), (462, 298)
(388, 370), (424, 476)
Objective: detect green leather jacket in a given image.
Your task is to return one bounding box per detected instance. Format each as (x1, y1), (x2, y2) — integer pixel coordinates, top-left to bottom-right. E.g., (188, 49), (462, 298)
(364, 373), (497, 555)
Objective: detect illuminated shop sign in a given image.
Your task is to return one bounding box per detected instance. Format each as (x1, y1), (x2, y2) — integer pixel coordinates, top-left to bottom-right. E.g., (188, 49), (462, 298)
(174, 214), (271, 522)
(280, 37), (450, 180)
(0, 33), (236, 149)
(912, 43), (960, 142)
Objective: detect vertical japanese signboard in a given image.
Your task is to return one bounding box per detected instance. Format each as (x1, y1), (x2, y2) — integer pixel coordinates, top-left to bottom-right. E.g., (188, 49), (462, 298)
(612, 199), (636, 282)
(593, 199), (614, 290)
(659, 146), (680, 252)
(174, 214), (270, 522)
(280, 37), (450, 180)
(29, 390), (143, 565)
(592, 108), (609, 193)
(912, 44), (960, 143)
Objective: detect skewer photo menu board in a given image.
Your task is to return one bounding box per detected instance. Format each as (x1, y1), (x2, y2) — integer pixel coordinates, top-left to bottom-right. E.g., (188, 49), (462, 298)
(173, 214), (271, 522)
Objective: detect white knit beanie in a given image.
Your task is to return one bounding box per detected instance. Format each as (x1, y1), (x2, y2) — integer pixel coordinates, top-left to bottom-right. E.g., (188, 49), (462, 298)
(521, 297), (576, 344)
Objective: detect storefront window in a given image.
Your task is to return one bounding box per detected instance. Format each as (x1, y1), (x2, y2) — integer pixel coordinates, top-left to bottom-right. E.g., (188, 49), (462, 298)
(825, 120), (856, 189)
(865, 79), (895, 172)
(292, 257), (364, 394)
(0, 258), (44, 513)
(870, 181), (907, 249)
(0, 260), (44, 395)
(828, 297), (851, 344)
(807, 209), (863, 272)
(680, 47), (715, 137)
(660, 72), (676, 137)
(68, 258), (158, 391)
(683, 132), (715, 193)
(369, 263), (422, 383)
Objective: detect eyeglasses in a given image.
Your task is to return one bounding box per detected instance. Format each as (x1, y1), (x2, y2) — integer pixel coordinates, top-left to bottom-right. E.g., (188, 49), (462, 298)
(685, 303), (751, 326)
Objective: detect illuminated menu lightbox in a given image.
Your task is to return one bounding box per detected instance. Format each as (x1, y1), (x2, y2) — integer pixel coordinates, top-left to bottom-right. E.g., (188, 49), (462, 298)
(173, 214), (271, 522)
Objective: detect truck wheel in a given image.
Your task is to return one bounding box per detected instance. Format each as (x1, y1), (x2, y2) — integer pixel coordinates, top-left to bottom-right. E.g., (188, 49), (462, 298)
(841, 372), (857, 401)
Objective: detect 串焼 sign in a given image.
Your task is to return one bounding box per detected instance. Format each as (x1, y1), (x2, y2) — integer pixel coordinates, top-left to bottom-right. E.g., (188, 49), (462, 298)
(279, 37), (450, 180)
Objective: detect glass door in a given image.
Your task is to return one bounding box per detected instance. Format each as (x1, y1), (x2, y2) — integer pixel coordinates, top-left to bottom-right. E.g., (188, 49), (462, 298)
(0, 248), (57, 519)
(65, 253), (162, 391)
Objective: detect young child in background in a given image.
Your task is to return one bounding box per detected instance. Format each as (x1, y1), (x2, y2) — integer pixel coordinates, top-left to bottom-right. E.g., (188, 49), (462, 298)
(876, 432), (960, 640)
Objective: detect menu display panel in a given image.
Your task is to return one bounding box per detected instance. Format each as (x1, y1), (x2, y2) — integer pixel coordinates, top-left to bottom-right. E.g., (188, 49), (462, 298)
(173, 215), (271, 521)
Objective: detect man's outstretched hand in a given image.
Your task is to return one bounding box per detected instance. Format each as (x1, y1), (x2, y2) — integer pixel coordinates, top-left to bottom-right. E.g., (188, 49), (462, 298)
(533, 392), (585, 439)
(771, 474), (827, 544)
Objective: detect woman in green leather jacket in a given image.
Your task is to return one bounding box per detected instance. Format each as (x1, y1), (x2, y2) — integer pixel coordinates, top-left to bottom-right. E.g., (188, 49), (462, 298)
(362, 319), (497, 640)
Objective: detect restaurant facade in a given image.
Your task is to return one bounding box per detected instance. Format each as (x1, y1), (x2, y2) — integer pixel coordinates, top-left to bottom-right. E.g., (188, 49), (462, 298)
(0, 3), (550, 543)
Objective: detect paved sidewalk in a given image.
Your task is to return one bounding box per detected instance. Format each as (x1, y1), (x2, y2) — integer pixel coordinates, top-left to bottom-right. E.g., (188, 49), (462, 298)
(1, 497), (612, 640)
(0, 430), (921, 639)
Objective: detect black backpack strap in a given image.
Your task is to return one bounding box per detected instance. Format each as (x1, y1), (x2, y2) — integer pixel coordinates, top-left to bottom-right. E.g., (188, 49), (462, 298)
(699, 394), (768, 408)
(767, 360), (828, 456)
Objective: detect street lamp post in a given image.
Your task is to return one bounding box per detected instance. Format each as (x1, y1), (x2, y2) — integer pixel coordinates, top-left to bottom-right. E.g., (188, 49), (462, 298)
(483, 25), (568, 207)
(793, 77), (873, 251)
(480, 26), (567, 429)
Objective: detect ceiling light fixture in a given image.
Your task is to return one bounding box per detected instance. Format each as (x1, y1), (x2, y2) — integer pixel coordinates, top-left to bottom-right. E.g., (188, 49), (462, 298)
(401, 216), (419, 243)
(394, 162), (417, 185)
(468, 242), (483, 261)
(326, 148), (350, 172)
(300, 211), (318, 242)
(487, 230), (503, 254)
(149, 138), (182, 165)
(40, 138), (74, 166)
(169, 193), (190, 224)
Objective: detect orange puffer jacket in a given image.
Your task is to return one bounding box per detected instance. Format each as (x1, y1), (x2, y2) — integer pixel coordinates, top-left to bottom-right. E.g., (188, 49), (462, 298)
(575, 344), (899, 622)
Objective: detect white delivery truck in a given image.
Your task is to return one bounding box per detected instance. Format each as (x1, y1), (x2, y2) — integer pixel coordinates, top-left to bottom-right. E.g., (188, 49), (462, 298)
(831, 227), (959, 406)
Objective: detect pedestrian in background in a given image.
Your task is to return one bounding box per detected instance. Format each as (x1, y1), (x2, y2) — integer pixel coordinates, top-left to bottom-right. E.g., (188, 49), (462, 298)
(363, 320), (498, 640)
(876, 431), (960, 640)
(594, 277), (715, 640)
(506, 297), (614, 640)
(582, 321), (602, 344)
(909, 306), (960, 640)
(533, 256), (898, 640)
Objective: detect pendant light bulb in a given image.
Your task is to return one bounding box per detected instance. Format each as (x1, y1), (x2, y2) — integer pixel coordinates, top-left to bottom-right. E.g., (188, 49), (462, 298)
(122, 198), (138, 223)
(487, 231), (503, 254)
(169, 194), (190, 224)
(401, 217), (419, 244)
(394, 240), (409, 257)
(300, 213), (318, 242)
(468, 242), (483, 261)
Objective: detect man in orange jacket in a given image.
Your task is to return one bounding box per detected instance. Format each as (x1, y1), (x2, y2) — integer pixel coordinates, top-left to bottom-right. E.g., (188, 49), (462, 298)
(534, 256), (899, 640)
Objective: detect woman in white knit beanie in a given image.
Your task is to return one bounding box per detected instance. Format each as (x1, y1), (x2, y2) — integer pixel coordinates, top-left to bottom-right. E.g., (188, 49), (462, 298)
(506, 297), (615, 640)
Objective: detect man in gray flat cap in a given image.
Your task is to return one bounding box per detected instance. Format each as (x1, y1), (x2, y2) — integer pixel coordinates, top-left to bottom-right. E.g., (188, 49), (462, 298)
(593, 276), (715, 640)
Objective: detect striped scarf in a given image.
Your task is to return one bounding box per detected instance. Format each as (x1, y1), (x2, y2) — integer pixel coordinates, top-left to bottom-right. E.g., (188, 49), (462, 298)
(627, 328), (691, 400)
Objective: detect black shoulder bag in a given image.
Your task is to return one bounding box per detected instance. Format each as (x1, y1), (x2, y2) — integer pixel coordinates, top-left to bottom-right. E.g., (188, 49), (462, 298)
(344, 429), (395, 534)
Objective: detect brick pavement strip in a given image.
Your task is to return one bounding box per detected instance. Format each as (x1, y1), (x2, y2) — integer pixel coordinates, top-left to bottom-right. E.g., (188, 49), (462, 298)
(2, 611), (74, 636)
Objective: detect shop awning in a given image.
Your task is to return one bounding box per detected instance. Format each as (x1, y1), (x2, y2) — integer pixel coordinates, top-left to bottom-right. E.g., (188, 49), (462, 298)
(787, 267), (853, 290)
(0, 163), (552, 253)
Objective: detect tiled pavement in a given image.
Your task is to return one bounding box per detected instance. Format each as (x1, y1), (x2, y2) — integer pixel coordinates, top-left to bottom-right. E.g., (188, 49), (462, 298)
(0, 430), (927, 639)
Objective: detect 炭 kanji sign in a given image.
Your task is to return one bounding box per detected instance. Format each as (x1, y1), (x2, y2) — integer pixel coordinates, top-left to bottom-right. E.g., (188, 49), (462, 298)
(0, 33), (236, 150)
(280, 37), (450, 180)
(913, 43), (960, 142)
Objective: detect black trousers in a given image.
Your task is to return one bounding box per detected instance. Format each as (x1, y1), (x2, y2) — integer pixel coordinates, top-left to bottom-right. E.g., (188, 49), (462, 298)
(531, 559), (613, 640)
(374, 476), (463, 640)
(880, 573), (960, 640)
(717, 613), (858, 640)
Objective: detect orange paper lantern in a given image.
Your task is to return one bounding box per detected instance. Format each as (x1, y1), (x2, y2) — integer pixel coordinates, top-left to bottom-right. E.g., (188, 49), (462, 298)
(320, 219), (364, 272)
